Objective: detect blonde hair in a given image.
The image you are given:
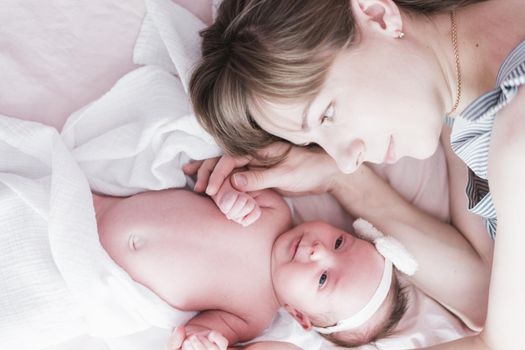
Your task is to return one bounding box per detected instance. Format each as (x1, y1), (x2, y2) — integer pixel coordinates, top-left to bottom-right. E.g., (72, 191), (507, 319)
(190, 0), (485, 160)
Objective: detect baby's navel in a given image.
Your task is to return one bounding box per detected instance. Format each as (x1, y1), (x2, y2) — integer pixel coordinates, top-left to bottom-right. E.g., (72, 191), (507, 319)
(128, 234), (145, 250)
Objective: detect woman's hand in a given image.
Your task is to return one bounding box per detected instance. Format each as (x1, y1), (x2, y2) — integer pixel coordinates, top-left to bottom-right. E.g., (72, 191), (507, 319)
(184, 142), (342, 197)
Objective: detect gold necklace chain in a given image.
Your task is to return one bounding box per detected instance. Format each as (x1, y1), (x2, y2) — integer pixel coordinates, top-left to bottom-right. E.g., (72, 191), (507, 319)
(447, 11), (462, 116)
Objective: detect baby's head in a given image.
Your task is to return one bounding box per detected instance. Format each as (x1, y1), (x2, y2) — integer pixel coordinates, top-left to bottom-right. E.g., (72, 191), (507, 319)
(270, 221), (407, 347)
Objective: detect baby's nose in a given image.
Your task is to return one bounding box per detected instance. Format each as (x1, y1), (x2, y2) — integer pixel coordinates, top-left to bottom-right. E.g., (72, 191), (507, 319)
(309, 241), (328, 261)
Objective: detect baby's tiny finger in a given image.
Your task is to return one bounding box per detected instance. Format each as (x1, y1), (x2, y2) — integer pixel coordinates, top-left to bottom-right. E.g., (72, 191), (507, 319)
(182, 339), (195, 350)
(241, 206), (261, 227)
(236, 199), (256, 222)
(190, 335), (215, 350)
(208, 331), (228, 350)
(219, 192), (237, 214)
(199, 335), (220, 350)
(227, 195), (248, 220)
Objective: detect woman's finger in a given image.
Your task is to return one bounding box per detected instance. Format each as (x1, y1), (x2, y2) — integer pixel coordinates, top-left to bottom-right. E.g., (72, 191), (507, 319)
(182, 161), (204, 176)
(232, 168), (280, 192)
(195, 158), (220, 192)
(206, 155), (250, 196)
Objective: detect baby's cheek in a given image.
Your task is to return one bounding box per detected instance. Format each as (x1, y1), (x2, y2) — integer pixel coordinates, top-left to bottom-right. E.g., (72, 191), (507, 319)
(276, 266), (306, 305)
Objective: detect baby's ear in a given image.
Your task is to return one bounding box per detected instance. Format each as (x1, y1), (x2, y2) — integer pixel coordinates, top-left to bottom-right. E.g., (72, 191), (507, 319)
(284, 304), (313, 330)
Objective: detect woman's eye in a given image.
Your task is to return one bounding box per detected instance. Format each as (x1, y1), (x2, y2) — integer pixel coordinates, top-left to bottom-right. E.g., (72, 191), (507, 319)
(319, 272), (328, 288)
(334, 236), (343, 249)
(320, 104), (335, 126)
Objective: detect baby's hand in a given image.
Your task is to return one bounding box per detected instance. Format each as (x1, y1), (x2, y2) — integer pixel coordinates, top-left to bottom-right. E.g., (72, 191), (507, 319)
(166, 326), (228, 350)
(183, 159), (261, 226)
(212, 175), (261, 227)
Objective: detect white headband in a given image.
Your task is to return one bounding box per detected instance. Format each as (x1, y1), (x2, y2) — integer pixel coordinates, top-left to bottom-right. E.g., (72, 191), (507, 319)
(311, 219), (417, 335)
(313, 258), (393, 334)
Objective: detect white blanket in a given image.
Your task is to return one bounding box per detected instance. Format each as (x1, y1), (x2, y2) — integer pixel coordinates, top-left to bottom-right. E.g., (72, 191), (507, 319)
(0, 115), (198, 350)
(62, 0), (221, 196)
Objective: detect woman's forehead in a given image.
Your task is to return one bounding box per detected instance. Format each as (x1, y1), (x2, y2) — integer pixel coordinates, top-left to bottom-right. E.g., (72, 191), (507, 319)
(255, 100), (306, 131)
(252, 97), (308, 133)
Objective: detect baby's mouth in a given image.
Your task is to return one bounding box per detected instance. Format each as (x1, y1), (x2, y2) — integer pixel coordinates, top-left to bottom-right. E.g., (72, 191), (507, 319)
(291, 234), (303, 261)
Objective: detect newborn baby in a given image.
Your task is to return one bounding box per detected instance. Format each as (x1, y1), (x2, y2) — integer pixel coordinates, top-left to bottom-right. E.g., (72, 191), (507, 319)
(93, 181), (406, 349)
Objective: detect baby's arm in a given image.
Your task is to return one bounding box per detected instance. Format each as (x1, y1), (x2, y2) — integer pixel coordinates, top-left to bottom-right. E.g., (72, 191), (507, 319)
(167, 310), (264, 350)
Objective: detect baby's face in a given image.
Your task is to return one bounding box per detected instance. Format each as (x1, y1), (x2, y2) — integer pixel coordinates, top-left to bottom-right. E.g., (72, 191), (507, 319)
(271, 221), (386, 326)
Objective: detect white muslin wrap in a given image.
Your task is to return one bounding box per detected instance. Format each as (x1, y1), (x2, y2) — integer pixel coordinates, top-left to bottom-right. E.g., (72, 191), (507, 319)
(0, 115), (196, 350)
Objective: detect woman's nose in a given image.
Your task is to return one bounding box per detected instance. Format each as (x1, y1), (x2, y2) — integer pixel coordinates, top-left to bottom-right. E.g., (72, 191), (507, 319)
(326, 139), (365, 174)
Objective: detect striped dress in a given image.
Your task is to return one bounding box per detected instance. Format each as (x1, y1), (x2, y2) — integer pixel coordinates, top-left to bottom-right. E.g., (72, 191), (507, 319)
(449, 38), (525, 239)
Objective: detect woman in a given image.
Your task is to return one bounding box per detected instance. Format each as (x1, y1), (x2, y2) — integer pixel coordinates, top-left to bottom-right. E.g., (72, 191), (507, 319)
(188, 0), (525, 349)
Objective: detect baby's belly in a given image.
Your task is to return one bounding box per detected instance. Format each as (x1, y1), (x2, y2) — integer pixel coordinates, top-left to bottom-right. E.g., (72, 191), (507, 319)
(92, 190), (276, 314)
(95, 193), (199, 310)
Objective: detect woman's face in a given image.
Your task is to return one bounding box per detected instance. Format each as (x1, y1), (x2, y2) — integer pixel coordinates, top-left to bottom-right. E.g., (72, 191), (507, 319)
(253, 32), (445, 173)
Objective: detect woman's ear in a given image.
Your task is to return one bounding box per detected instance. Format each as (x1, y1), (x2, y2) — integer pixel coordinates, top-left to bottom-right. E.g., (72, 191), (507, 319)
(351, 0), (404, 38)
(284, 304), (313, 330)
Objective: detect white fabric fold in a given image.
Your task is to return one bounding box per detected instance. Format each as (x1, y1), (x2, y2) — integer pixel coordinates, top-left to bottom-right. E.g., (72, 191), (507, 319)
(133, 0), (207, 90)
(62, 0), (221, 197)
(61, 66), (220, 196)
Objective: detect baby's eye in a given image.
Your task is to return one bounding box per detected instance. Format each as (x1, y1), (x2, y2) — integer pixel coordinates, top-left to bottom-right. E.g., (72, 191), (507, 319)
(320, 104), (335, 126)
(334, 236), (344, 249)
(319, 272), (328, 288)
